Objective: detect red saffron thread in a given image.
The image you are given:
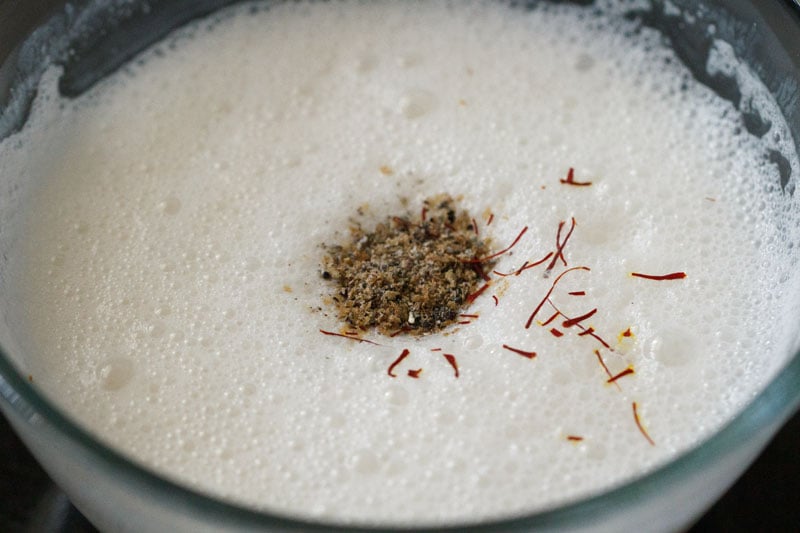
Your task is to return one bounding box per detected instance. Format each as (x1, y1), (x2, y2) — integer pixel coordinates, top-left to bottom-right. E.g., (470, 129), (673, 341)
(547, 300), (613, 351)
(560, 167), (592, 187)
(319, 329), (381, 346)
(421, 206), (428, 222)
(492, 252), (554, 277)
(540, 309), (561, 327)
(463, 226), (528, 264)
(633, 402), (656, 446)
(493, 268), (515, 278)
(621, 327), (633, 338)
(407, 368), (423, 379)
(566, 435), (584, 442)
(460, 314), (479, 319)
(546, 218), (577, 273)
(562, 308), (598, 328)
(486, 213), (494, 226)
(457, 320), (472, 325)
(466, 283), (490, 303)
(631, 272), (687, 281)
(387, 349), (410, 378)
(392, 216), (410, 228)
(492, 295), (499, 306)
(584, 329), (612, 350)
(607, 366), (635, 384)
(594, 350), (620, 390)
(471, 217), (479, 236)
(525, 266), (591, 329)
(502, 344), (537, 359)
(551, 221), (566, 268)
(473, 263), (491, 282)
(443, 353), (460, 378)
(550, 328), (564, 337)
(389, 326), (412, 338)
(514, 261), (530, 275)
(569, 291), (586, 296)
(520, 252), (554, 272)
(431, 348), (443, 352)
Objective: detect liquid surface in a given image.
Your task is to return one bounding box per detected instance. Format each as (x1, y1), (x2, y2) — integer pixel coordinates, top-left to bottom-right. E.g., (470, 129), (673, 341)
(2, 0), (800, 525)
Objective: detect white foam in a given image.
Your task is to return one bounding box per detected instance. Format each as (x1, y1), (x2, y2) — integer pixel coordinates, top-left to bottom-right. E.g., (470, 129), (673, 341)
(2, 0), (800, 525)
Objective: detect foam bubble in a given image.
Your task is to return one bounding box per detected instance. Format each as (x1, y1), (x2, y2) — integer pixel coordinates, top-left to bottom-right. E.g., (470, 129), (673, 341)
(98, 358), (135, 391)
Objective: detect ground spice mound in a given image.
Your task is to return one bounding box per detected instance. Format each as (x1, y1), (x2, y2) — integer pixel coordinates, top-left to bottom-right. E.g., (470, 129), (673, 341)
(322, 195), (495, 335)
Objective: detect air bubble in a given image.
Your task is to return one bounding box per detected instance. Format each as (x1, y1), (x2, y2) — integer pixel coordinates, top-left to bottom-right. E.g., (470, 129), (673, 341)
(328, 413), (346, 428)
(400, 89), (438, 119)
(148, 321), (166, 338)
(99, 358), (135, 391)
(244, 257), (261, 271)
(159, 196), (182, 215)
(385, 384), (409, 406)
(463, 335), (483, 349)
(649, 329), (696, 367)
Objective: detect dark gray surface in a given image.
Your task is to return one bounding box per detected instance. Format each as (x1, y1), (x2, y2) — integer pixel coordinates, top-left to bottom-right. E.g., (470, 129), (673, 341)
(1, 411), (799, 532)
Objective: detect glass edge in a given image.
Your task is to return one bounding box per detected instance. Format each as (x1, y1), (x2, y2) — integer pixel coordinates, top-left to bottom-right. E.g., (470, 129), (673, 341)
(2, 339), (800, 532)
(1, 0), (800, 530)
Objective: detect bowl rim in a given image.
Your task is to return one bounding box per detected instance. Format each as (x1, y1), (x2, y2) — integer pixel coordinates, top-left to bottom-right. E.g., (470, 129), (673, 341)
(2, 0), (800, 530)
(2, 340), (800, 531)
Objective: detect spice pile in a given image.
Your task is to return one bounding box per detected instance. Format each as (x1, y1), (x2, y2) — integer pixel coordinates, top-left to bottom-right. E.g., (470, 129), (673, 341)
(322, 194), (494, 335)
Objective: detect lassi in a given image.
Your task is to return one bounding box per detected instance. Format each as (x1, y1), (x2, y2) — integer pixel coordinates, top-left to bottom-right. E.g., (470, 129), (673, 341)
(1, 0), (799, 526)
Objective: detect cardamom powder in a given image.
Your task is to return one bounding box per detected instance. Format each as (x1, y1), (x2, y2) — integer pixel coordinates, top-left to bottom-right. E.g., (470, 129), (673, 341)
(322, 194), (495, 335)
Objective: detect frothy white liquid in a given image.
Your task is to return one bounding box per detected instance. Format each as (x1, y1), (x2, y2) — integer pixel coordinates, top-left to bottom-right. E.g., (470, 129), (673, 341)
(2, 0), (800, 525)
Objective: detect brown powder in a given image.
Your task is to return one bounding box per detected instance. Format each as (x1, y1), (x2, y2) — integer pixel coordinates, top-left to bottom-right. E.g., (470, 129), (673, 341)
(322, 194), (494, 335)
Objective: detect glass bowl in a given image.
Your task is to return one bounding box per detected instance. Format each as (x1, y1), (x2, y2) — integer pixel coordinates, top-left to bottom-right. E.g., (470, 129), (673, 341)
(1, 1), (800, 531)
